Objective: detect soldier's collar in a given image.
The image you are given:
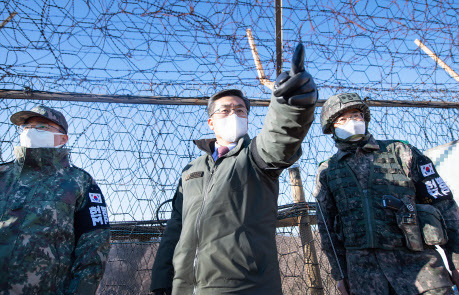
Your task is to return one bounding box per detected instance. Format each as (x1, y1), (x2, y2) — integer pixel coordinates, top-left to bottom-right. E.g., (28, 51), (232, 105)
(335, 134), (379, 160)
(361, 135), (380, 151)
(14, 146), (70, 169)
(194, 134), (250, 157)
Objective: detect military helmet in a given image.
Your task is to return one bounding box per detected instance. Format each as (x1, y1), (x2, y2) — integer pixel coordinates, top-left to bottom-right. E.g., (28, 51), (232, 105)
(320, 93), (370, 134)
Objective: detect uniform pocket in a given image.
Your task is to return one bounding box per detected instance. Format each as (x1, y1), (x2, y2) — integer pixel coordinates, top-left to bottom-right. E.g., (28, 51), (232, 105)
(182, 174), (204, 216)
(416, 204), (448, 246)
(182, 171), (204, 195)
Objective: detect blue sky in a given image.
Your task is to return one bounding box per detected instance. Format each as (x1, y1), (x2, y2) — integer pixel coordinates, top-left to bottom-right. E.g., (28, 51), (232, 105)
(0, 0), (457, 222)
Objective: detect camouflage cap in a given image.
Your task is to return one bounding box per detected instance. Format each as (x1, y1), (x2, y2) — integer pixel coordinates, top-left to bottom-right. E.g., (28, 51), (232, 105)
(320, 93), (370, 134)
(207, 89), (250, 117)
(10, 105), (68, 134)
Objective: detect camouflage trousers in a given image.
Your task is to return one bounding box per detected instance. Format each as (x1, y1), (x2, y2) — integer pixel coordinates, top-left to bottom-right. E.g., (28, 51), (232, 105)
(346, 248), (453, 295)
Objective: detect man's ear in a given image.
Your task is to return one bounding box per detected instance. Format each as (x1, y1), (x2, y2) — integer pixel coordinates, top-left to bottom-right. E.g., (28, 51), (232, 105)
(208, 117), (215, 131)
(55, 134), (69, 146)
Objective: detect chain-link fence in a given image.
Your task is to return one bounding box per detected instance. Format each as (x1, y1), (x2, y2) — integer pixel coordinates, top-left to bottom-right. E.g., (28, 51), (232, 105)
(0, 0), (458, 294)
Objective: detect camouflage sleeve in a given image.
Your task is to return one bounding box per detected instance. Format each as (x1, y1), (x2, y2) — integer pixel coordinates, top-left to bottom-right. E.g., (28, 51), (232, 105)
(67, 176), (111, 295)
(150, 180), (183, 292)
(394, 143), (459, 270)
(314, 161), (347, 280)
(393, 142), (453, 204)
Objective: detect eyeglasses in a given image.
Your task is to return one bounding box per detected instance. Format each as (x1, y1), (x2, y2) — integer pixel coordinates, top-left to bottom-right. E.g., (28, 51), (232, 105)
(211, 106), (248, 118)
(334, 112), (364, 126)
(20, 123), (65, 134)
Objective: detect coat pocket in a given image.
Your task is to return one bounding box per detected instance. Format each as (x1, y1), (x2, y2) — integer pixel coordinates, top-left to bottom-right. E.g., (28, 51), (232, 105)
(416, 204), (448, 246)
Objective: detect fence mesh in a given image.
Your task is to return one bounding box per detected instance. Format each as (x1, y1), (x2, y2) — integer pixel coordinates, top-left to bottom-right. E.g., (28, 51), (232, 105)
(0, 0), (458, 294)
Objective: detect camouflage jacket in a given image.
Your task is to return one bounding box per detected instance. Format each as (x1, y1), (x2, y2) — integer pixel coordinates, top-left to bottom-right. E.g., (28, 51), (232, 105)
(314, 136), (459, 293)
(0, 147), (111, 295)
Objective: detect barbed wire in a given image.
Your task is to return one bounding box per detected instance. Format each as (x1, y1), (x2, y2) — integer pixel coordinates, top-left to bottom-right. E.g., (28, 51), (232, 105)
(1, 0), (458, 98)
(0, 1), (458, 294)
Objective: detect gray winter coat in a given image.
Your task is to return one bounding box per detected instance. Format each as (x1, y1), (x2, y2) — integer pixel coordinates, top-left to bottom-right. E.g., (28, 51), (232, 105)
(150, 96), (315, 295)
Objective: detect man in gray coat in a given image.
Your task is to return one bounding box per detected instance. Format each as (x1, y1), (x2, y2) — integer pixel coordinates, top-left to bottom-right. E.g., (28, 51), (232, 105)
(150, 44), (317, 295)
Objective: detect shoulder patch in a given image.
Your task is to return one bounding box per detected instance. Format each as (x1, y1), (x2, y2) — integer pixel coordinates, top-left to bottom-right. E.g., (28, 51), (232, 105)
(415, 158), (453, 204)
(420, 163), (435, 177)
(74, 183), (110, 240)
(88, 184), (104, 203)
(416, 176), (453, 204)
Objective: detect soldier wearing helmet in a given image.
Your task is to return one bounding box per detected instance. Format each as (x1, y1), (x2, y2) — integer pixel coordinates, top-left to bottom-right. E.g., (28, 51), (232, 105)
(314, 93), (459, 294)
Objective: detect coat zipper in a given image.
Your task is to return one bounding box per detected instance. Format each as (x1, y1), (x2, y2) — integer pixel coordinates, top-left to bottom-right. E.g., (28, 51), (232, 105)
(192, 162), (218, 294)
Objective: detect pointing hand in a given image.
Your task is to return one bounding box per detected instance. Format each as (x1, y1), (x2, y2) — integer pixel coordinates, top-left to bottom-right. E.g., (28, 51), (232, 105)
(273, 43), (318, 107)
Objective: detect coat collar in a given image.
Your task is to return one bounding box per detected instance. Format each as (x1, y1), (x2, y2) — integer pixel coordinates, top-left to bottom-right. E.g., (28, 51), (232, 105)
(193, 135), (250, 158)
(14, 146), (71, 170)
(334, 134), (380, 161)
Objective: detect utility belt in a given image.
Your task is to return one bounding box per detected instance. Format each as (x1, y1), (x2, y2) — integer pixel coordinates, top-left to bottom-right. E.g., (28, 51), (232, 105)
(382, 195), (448, 251)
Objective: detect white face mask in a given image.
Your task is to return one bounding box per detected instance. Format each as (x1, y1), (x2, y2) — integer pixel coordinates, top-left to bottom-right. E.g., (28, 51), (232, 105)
(20, 129), (63, 148)
(334, 120), (366, 141)
(213, 114), (248, 143)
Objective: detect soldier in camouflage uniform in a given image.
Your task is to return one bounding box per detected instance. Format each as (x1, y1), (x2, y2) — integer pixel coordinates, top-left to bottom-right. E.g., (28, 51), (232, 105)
(314, 93), (459, 295)
(0, 105), (111, 294)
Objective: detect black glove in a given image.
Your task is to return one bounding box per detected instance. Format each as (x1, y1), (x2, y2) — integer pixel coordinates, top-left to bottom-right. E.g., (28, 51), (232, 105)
(273, 43), (318, 107)
(152, 288), (172, 295)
